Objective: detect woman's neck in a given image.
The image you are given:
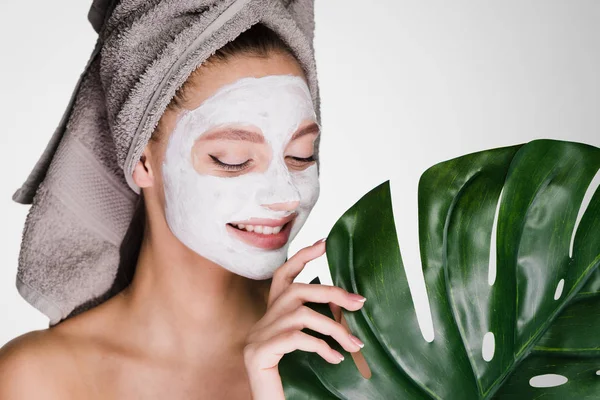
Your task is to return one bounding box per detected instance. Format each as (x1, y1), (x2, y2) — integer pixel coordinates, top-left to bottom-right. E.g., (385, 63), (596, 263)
(118, 225), (271, 363)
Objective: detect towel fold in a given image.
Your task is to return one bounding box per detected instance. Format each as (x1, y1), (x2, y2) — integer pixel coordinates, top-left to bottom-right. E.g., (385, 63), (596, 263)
(11, 0), (321, 326)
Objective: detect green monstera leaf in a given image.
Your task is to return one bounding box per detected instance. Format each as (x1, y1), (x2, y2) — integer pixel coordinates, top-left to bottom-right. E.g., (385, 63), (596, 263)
(280, 139), (600, 399)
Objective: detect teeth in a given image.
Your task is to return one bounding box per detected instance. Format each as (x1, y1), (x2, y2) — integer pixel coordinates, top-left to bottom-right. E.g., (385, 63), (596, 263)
(232, 223), (286, 235)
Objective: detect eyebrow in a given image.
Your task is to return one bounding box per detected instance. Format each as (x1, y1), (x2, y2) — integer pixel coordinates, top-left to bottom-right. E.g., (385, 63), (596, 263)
(200, 128), (265, 143)
(199, 122), (320, 143)
(291, 122), (320, 141)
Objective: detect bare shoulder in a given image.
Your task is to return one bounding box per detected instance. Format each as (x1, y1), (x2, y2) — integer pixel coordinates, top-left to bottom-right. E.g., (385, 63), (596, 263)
(0, 296), (133, 398)
(0, 328), (78, 398)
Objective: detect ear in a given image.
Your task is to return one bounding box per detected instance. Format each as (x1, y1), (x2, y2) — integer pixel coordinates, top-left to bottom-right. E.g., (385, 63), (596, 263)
(132, 146), (154, 189)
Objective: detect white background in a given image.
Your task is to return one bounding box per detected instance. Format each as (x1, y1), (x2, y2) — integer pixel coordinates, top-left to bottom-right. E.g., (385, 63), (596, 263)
(1, 1), (599, 347)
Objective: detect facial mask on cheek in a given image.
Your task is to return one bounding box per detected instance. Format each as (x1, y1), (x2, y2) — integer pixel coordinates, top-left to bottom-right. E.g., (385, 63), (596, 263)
(161, 75), (320, 279)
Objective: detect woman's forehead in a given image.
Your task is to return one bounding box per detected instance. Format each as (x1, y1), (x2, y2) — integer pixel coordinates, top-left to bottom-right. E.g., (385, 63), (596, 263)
(175, 75), (317, 145)
(196, 120), (320, 144)
(195, 74), (313, 109)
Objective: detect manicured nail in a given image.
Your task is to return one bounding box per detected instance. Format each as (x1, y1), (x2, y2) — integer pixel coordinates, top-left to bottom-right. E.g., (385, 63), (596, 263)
(332, 349), (344, 361)
(313, 238), (326, 245)
(349, 334), (365, 348)
(349, 293), (367, 302)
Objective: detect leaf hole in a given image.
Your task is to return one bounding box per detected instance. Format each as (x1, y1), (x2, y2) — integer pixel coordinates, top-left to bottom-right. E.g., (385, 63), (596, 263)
(529, 374), (568, 388)
(482, 332), (495, 362)
(488, 187), (504, 286)
(554, 278), (565, 300)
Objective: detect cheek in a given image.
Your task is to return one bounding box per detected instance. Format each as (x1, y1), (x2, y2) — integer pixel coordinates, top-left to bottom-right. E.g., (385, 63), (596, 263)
(154, 168), (168, 206)
(293, 166), (320, 208)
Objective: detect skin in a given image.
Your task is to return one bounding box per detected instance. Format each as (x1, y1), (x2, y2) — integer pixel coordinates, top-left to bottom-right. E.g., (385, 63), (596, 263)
(0, 51), (367, 399)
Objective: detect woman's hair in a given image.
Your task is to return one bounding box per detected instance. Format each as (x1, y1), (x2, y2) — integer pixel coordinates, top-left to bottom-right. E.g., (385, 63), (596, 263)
(114, 23), (297, 291)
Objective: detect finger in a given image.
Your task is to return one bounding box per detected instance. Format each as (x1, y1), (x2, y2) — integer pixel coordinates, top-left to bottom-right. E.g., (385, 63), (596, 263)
(261, 282), (366, 326)
(249, 305), (364, 354)
(244, 330), (344, 371)
(267, 239), (326, 307)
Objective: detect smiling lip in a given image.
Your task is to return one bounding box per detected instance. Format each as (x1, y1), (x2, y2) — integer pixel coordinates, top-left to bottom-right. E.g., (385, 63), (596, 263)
(226, 213), (297, 250)
(229, 213), (297, 227)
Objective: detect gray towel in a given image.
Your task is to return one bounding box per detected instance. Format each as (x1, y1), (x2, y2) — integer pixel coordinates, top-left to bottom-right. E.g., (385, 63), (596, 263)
(11, 0), (320, 326)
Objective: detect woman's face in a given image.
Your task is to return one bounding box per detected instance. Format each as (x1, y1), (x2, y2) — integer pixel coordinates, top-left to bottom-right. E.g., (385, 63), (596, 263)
(146, 52), (320, 279)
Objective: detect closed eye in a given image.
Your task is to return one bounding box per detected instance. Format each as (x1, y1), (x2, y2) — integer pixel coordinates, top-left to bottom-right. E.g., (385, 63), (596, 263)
(286, 155), (316, 171)
(287, 155), (315, 163)
(209, 155), (251, 171)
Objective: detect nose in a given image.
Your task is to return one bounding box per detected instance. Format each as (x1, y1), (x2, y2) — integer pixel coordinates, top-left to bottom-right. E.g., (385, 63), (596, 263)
(261, 200), (300, 211)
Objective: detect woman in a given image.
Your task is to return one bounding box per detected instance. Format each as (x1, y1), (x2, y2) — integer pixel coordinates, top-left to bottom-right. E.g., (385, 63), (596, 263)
(0, 20), (366, 400)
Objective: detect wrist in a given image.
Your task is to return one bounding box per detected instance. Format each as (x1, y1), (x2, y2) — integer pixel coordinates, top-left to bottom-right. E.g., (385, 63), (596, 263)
(247, 368), (285, 400)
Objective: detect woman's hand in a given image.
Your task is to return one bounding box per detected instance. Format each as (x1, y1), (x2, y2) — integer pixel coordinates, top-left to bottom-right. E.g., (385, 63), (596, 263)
(243, 238), (367, 400)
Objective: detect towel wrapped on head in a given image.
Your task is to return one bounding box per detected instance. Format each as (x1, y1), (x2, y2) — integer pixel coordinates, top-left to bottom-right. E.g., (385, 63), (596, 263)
(11, 0), (321, 326)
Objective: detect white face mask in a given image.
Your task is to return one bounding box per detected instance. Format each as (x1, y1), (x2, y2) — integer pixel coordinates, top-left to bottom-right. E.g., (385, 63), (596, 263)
(161, 75), (320, 279)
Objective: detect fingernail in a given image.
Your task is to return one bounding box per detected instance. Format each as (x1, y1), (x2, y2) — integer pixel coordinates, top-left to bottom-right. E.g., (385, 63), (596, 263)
(313, 238), (326, 245)
(349, 334), (365, 348)
(332, 349), (344, 361)
(349, 293), (367, 302)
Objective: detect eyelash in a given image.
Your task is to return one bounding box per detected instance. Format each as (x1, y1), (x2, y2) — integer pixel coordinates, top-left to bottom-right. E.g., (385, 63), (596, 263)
(289, 155), (316, 163)
(209, 155), (250, 171)
(208, 155), (316, 171)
